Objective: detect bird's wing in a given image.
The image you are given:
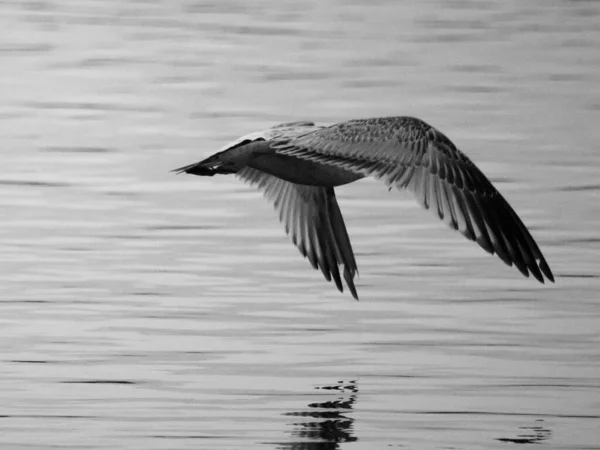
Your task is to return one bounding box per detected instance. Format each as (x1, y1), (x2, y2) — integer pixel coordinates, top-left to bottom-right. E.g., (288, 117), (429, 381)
(270, 121), (315, 129)
(272, 116), (554, 283)
(236, 167), (359, 299)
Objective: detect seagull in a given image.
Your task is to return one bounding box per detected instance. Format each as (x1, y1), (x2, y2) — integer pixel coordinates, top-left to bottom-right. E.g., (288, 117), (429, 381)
(174, 116), (554, 300)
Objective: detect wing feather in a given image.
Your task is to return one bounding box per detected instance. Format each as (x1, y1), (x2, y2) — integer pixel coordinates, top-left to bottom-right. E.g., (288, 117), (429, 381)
(236, 167), (360, 299)
(271, 116), (553, 283)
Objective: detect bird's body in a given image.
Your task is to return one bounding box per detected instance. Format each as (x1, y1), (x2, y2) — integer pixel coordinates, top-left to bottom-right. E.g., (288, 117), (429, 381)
(175, 116), (554, 299)
(251, 151), (365, 187)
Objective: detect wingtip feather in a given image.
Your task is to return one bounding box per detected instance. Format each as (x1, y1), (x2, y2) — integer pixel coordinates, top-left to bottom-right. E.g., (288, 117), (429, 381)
(539, 259), (555, 283)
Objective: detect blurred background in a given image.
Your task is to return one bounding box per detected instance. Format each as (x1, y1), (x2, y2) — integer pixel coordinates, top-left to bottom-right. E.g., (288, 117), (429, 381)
(1, 0), (599, 449)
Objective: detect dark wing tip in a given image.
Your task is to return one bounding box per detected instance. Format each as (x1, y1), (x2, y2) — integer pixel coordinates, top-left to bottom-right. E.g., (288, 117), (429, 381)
(529, 265), (544, 283)
(344, 267), (359, 301)
(527, 257), (555, 285)
(539, 258), (555, 283)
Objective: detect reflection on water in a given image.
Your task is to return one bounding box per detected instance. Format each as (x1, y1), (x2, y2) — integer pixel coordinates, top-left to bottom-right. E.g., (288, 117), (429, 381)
(496, 419), (551, 445)
(1, 0), (600, 449)
(277, 381), (358, 449)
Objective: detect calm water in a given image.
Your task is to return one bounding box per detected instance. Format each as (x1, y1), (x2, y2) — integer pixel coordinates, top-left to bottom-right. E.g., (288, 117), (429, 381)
(1, 1), (600, 449)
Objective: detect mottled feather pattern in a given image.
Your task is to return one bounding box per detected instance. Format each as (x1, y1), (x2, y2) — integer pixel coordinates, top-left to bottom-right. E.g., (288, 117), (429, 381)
(272, 116), (553, 283)
(275, 118), (492, 195)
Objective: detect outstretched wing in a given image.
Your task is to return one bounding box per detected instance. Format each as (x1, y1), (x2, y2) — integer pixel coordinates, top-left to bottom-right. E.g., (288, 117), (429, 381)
(272, 116), (554, 283)
(236, 167), (359, 299)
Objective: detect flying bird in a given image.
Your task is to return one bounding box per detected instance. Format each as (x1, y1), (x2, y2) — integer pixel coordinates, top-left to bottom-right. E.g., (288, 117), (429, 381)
(174, 117), (553, 299)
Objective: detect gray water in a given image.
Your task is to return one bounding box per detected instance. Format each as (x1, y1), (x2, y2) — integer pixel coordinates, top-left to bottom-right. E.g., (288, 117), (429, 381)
(1, 1), (600, 449)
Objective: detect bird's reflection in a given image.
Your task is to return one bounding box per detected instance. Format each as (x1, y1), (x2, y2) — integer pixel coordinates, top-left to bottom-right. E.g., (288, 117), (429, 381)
(496, 419), (552, 444)
(276, 380), (358, 449)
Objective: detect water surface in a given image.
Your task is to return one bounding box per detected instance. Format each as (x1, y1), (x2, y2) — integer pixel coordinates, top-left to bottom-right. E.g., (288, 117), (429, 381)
(1, 1), (599, 449)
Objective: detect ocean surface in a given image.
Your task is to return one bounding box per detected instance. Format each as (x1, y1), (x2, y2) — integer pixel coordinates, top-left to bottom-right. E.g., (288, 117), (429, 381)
(1, 1), (599, 449)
